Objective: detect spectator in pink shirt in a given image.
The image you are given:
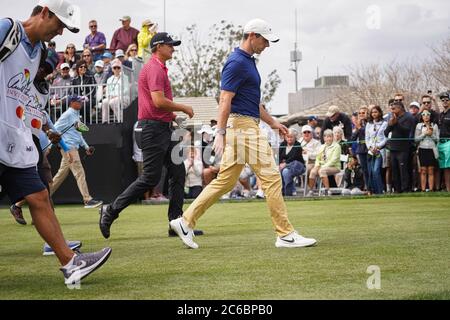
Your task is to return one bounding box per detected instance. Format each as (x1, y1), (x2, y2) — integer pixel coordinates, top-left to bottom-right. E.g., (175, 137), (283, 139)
(110, 16), (139, 52)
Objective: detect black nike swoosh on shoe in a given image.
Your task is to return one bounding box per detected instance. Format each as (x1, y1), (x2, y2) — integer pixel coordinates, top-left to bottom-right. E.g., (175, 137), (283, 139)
(282, 238), (295, 243)
(179, 223), (189, 236)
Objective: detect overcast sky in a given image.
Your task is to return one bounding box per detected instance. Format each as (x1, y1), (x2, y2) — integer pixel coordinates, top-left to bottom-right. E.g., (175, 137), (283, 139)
(4, 0), (449, 114)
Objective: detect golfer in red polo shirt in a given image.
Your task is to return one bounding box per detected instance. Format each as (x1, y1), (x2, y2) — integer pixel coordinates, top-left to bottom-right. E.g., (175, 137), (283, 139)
(99, 33), (197, 239)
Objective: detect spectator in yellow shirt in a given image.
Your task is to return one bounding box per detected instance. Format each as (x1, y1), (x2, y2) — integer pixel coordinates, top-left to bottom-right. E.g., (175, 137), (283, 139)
(137, 19), (158, 58)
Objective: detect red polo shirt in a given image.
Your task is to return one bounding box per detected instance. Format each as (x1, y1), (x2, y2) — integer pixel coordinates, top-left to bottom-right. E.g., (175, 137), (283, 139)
(138, 56), (176, 122)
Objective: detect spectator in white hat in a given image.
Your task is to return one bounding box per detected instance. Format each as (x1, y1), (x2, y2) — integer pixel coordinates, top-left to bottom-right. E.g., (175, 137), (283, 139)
(102, 59), (130, 123)
(94, 60), (107, 85)
(299, 125), (321, 178)
(409, 101), (421, 117)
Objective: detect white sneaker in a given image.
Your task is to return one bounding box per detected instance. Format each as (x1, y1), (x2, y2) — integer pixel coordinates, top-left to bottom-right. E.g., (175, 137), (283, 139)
(275, 231), (317, 248)
(306, 190), (314, 197)
(256, 189), (265, 199)
(169, 217), (199, 249)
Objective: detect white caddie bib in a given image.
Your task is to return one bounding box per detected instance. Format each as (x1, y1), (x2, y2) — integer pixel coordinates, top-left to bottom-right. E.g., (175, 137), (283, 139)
(0, 30), (41, 168)
(23, 84), (48, 138)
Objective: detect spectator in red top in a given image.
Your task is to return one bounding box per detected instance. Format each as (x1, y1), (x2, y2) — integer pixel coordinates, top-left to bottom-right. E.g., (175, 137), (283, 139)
(84, 20), (107, 62)
(100, 32), (202, 239)
(110, 16), (139, 53)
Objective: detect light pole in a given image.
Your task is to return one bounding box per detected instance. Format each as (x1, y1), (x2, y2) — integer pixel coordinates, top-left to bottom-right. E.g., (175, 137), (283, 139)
(290, 9), (302, 92)
(163, 0), (166, 31)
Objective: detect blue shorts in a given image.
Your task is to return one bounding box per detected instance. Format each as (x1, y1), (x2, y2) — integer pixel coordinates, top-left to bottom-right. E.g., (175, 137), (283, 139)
(0, 163), (46, 203)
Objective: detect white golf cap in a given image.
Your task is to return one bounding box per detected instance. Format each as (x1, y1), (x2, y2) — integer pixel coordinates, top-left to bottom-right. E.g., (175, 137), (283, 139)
(409, 101), (420, 109)
(243, 18), (279, 43)
(115, 49), (125, 58)
(302, 125), (314, 133)
(60, 62), (70, 69)
(94, 60), (104, 68)
(38, 0), (81, 33)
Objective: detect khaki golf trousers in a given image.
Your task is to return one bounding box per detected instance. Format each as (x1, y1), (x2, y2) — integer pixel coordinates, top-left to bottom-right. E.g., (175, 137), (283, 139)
(183, 116), (294, 237)
(50, 149), (92, 203)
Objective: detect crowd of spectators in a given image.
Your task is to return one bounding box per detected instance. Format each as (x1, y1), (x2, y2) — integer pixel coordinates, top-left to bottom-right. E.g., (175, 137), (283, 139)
(44, 15), (157, 124)
(41, 17), (449, 199)
(153, 93), (449, 200)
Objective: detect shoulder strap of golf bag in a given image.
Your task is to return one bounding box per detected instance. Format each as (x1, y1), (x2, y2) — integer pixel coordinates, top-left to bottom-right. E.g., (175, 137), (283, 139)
(0, 18), (22, 63)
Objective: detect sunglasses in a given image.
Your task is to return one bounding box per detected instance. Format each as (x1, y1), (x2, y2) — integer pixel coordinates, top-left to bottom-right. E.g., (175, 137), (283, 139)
(113, 67), (121, 70)
(423, 101), (431, 105)
(67, 46), (75, 49)
(422, 113), (431, 116)
(303, 131), (312, 134)
(62, 67), (70, 70)
(89, 25), (97, 28)
(394, 99), (403, 102)
(441, 99), (449, 102)
(78, 65), (87, 69)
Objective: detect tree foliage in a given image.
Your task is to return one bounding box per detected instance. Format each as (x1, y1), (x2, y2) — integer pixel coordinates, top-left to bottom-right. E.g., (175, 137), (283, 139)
(170, 21), (281, 105)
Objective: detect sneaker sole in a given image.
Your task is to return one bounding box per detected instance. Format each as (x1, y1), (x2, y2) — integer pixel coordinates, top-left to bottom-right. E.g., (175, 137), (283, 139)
(43, 243), (83, 256)
(169, 220), (199, 249)
(275, 239), (317, 248)
(85, 201), (103, 209)
(64, 248), (112, 285)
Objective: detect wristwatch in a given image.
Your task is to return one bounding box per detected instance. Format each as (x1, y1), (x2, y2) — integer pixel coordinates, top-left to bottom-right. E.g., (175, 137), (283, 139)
(216, 128), (226, 136)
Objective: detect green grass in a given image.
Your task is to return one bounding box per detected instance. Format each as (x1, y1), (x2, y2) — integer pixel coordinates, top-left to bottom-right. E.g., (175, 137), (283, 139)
(0, 196), (449, 300)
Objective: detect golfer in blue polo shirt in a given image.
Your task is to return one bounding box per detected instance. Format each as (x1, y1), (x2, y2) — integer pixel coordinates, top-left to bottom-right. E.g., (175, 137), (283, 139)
(171, 19), (317, 249)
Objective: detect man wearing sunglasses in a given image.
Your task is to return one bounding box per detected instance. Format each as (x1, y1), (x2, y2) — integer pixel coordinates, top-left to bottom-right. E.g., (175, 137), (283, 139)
(84, 20), (106, 62)
(0, 0), (112, 286)
(438, 92), (450, 192)
(418, 94), (440, 124)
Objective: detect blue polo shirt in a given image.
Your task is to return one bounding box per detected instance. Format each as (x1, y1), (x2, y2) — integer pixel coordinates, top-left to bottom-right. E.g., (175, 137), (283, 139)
(221, 47), (261, 118)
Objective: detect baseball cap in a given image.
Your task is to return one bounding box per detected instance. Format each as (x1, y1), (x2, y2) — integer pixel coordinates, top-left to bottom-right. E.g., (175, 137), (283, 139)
(115, 49), (125, 58)
(243, 19), (279, 43)
(409, 101), (420, 109)
(150, 32), (181, 49)
(439, 91), (450, 99)
(197, 125), (214, 135)
(60, 62), (70, 70)
(308, 115), (318, 121)
(68, 95), (83, 103)
(102, 52), (113, 59)
(326, 105), (340, 118)
(38, 0), (81, 33)
(302, 125), (313, 133)
(120, 15), (131, 21)
(94, 60), (104, 68)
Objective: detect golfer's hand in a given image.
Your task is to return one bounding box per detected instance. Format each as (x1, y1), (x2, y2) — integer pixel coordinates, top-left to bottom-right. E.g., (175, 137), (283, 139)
(213, 134), (225, 159)
(175, 116), (188, 129)
(47, 130), (62, 144)
(86, 146), (95, 156)
(272, 122), (289, 137)
(182, 105), (194, 119)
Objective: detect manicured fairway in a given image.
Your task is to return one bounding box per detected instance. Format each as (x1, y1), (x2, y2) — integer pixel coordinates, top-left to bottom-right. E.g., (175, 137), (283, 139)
(0, 196), (449, 300)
